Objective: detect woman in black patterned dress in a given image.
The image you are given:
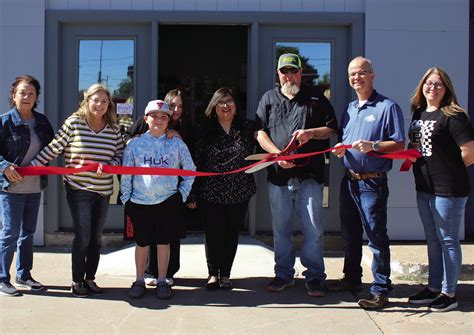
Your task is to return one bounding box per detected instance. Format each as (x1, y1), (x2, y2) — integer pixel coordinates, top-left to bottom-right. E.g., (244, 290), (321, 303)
(188, 87), (256, 290)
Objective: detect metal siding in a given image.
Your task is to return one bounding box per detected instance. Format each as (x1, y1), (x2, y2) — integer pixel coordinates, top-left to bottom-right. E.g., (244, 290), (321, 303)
(324, 0), (345, 12)
(367, 0), (467, 31)
(365, 0), (469, 239)
(196, 0), (217, 11)
(1, 0), (45, 26)
(173, 0), (196, 11)
(152, 0), (174, 10)
(302, 0), (324, 11)
(131, 0), (153, 10)
(111, 0), (132, 10)
(90, 0), (112, 9)
(239, 0), (261, 11)
(68, 0), (91, 9)
(281, 0), (303, 12)
(345, 0), (364, 12)
(217, 0), (238, 11)
(47, 0), (368, 12)
(259, 0), (280, 12)
(47, 0), (68, 9)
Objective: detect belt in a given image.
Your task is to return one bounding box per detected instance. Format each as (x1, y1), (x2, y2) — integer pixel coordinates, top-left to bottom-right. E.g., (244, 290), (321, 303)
(345, 169), (386, 181)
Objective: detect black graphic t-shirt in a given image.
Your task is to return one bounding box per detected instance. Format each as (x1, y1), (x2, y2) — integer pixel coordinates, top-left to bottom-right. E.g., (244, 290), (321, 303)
(409, 108), (474, 196)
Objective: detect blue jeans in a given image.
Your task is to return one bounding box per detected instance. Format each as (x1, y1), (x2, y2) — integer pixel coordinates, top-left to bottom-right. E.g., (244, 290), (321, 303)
(267, 178), (325, 282)
(340, 175), (392, 296)
(417, 192), (466, 295)
(65, 184), (110, 283)
(0, 191), (41, 283)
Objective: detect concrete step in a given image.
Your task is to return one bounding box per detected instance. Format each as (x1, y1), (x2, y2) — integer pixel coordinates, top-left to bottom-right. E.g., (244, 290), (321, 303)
(363, 244), (474, 281)
(45, 232), (474, 281)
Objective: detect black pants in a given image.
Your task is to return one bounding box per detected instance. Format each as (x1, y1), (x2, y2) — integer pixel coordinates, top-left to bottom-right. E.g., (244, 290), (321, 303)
(65, 184), (109, 283)
(145, 240), (181, 278)
(200, 201), (249, 278)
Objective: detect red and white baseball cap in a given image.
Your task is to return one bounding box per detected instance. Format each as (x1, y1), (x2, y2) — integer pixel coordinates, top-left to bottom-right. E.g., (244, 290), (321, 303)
(144, 100), (172, 116)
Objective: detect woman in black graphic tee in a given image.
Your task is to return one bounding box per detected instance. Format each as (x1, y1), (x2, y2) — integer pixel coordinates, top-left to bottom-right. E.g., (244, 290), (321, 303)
(407, 67), (474, 312)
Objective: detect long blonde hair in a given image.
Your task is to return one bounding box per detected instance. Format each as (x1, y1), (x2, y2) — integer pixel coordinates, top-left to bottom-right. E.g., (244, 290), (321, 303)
(74, 83), (117, 129)
(411, 67), (466, 117)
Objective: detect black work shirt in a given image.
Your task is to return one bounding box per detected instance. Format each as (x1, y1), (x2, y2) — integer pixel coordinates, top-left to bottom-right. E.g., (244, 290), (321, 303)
(255, 86), (338, 186)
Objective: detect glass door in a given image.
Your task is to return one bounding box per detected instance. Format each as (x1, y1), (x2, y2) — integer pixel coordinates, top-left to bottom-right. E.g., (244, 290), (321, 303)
(78, 39), (135, 205)
(275, 41), (332, 207)
(256, 25), (350, 232)
(57, 23), (151, 230)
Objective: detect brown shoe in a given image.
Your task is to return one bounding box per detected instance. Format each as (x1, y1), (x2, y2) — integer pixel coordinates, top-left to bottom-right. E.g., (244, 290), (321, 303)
(358, 294), (389, 310)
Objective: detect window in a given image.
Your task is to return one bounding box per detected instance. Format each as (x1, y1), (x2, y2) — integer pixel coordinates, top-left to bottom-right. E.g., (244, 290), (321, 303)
(79, 39), (135, 204)
(275, 42), (331, 99)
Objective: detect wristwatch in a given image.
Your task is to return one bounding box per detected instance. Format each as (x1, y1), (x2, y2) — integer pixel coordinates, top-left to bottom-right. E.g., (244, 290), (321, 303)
(371, 141), (381, 151)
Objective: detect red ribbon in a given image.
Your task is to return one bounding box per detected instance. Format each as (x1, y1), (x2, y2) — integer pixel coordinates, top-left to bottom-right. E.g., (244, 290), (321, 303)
(17, 145), (421, 177)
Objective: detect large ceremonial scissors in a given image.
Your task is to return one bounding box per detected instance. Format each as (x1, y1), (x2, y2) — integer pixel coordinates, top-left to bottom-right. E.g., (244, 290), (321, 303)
(244, 134), (307, 173)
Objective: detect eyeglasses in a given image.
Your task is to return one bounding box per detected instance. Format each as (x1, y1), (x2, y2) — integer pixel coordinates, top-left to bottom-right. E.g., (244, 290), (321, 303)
(348, 70), (372, 78)
(424, 81), (445, 90)
(279, 67), (300, 75)
(217, 99), (235, 107)
(90, 98), (109, 105)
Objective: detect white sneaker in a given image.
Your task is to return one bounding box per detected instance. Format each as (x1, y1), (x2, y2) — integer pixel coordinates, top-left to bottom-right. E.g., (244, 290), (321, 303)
(144, 277), (158, 286)
(166, 278), (174, 286)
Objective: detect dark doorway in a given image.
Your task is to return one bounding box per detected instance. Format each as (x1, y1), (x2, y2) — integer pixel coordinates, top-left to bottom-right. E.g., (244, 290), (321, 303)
(158, 24), (248, 126)
(158, 24), (248, 231)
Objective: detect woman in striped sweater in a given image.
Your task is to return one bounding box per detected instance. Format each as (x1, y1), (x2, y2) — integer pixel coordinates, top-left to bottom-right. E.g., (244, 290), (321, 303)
(32, 83), (124, 297)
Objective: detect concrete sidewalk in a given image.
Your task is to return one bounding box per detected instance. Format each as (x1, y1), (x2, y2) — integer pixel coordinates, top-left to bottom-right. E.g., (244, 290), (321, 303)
(1, 235), (473, 334)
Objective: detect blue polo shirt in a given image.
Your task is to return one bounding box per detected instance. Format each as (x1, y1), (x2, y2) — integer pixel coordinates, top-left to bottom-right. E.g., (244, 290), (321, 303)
(339, 90), (405, 173)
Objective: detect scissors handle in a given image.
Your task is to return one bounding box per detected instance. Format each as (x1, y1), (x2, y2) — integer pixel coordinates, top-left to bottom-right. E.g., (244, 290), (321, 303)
(244, 134), (307, 173)
(280, 134), (304, 155)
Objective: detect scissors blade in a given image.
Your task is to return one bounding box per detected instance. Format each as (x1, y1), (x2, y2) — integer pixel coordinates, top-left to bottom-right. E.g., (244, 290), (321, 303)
(245, 153), (274, 161)
(245, 161), (276, 174)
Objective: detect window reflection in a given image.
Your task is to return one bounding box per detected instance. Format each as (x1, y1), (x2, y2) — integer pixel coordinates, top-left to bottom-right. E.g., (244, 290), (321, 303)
(79, 39), (135, 204)
(275, 42), (332, 207)
(275, 42), (331, 98)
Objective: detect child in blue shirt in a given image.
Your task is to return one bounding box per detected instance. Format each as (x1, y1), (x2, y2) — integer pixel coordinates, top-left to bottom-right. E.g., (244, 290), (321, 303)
(121, 100), (195, 300)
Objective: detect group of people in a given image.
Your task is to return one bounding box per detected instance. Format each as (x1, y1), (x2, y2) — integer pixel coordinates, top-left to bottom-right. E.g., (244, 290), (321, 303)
(0, 53), (472, 312)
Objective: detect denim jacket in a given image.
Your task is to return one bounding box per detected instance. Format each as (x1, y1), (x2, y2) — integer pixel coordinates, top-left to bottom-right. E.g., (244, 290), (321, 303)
(0, 108), (54, 191)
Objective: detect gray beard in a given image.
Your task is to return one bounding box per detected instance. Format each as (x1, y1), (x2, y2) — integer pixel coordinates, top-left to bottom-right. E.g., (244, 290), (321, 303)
(281, 82), (300, 97)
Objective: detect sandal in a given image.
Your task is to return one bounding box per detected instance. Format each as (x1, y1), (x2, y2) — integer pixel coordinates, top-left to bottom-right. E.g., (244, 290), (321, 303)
(205, 276), (219, 290)
(219, 277), (233, 290)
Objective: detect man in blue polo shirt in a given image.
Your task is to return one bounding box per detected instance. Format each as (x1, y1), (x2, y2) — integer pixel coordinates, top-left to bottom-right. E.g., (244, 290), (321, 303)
(332, 56), (405, 309)
(256, 53), (338, 297)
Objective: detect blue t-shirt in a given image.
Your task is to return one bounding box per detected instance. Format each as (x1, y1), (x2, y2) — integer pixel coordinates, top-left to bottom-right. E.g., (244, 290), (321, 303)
(339, 90), (405, 172)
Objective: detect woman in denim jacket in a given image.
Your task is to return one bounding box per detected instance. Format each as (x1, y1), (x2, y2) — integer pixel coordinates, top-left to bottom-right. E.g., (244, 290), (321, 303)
(0, 75), (54, 296)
